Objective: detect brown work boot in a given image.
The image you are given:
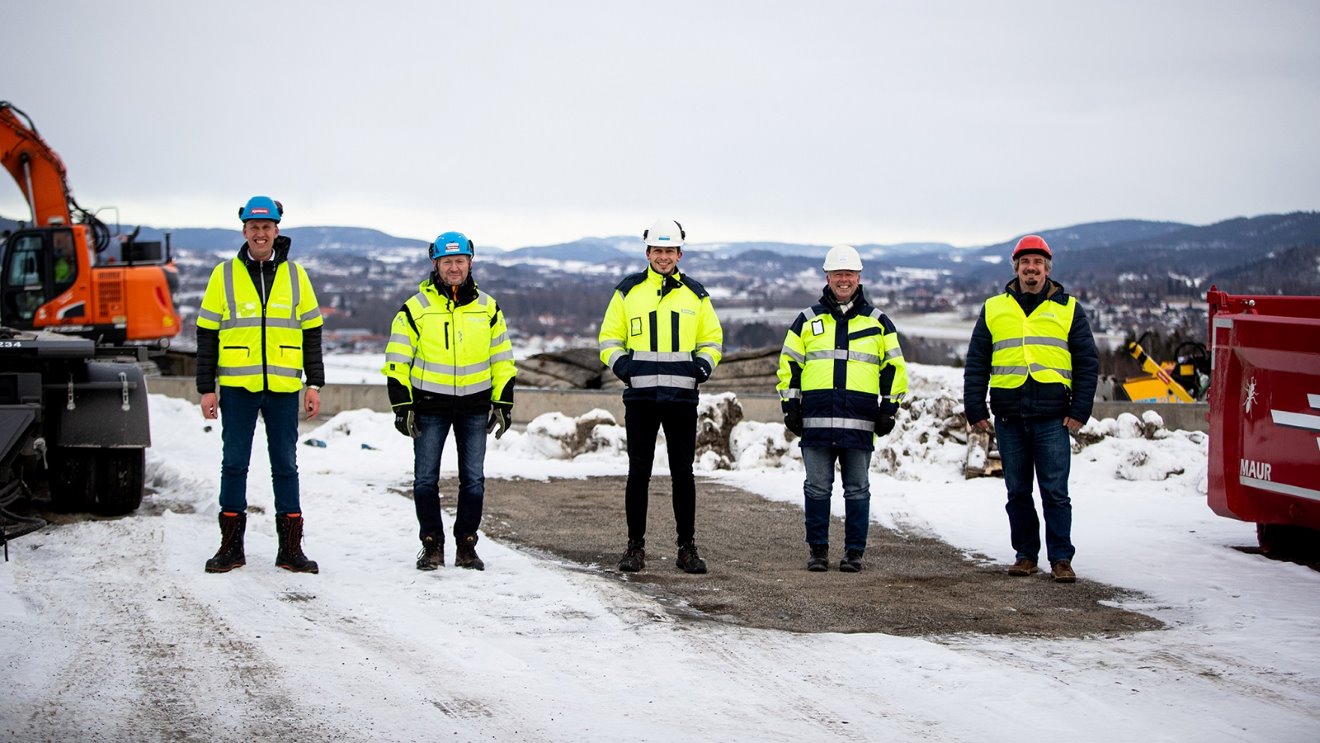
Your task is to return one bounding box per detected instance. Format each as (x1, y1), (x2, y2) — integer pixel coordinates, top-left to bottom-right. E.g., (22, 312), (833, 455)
(1051, 560), (1077, 583)
(1007, 558), (1039, 576)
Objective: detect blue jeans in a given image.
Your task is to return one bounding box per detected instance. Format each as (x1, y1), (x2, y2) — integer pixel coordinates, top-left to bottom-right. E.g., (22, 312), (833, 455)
(413, 410), (487, 540)
(218, 387), (301, 515)
(995, 415), (1075, 564)
(802, 446), (871, 552)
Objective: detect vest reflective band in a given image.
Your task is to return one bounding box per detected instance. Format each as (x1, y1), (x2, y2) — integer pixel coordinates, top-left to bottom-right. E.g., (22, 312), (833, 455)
(197, 259), (322, 393)
(985, 293), (1075, 389)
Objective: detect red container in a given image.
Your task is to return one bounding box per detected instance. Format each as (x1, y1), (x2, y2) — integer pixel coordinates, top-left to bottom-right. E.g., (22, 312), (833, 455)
(1206, 287), (1320, 543)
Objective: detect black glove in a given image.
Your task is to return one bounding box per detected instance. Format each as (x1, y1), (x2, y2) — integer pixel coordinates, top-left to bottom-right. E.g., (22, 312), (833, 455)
(393, 406), (418, 438)
(874, 412), (895, 437)
(487, 404), (512, 439)
(783, 406), (804, 437)
(695, 358), (712, 384)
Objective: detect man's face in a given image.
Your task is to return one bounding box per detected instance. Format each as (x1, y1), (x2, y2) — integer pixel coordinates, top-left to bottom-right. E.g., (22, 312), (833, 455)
(647, 246), (681, 276)
(435, 254), (471, 287)
(827, 269), (860, 302)
(1015, 253), (1050, 294)
(243, 220), (279, 261)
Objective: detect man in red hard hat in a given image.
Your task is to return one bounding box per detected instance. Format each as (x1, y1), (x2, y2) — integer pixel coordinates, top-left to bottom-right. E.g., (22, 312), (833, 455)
(963, 234), (1099, 583)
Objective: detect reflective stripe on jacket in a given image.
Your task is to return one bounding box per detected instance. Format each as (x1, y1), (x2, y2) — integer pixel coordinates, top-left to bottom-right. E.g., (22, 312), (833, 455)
(381, 279), (516, 408)
(776, 288), (907, 450)
(196, 258), (322, 393)
(598, 267), (723, 404)
(985, 293), (1076, 389)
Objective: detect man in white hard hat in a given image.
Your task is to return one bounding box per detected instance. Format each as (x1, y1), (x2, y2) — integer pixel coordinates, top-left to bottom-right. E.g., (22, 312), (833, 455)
(776, 245), (907, 572)
(963, 235), (1099, 583)
(598, 219), (724, 574)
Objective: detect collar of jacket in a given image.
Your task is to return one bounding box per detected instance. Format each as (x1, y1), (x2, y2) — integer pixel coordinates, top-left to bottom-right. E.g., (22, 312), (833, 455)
(647, 266), (685, 298)
(1005, 277), (1067, 304)
(821, 284), (870, 317)
(426, 272), (479, 307)
(237, 234), (291, 268)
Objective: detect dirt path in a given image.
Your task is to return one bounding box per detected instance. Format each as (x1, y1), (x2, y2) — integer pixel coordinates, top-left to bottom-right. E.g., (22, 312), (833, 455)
(474, 475), (1163, 638)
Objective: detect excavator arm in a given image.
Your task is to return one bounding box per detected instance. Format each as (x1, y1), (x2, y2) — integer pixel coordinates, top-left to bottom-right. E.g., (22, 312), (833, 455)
(0, 100), (76, 229)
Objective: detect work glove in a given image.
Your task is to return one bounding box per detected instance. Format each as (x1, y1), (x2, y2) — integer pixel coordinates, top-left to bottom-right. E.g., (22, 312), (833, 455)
(393, 406), (419, 438)
(695, 358), (712, 384)
(783, 402), (804, 437)
(487, 403), (512, 439)
(874, 412), (896, 437)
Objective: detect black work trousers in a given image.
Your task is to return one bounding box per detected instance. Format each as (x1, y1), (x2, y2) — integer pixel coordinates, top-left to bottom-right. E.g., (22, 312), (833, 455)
(624, 400), (698, 547)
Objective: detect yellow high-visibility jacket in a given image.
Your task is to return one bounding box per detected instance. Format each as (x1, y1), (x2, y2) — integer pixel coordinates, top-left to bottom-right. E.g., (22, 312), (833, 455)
(382, 277), (515, 414)
(598, 267), (723, 404)
(777, 288), (907, 450)
(196, 256), (322, 393)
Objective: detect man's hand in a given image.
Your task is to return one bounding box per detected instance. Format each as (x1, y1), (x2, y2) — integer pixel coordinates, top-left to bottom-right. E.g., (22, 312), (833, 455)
(200, 392), (218, 420)
(1064, 416), (1084, 434)
(874, 413), (895, 437)
(695, 358), (712, 384)
(970, 418), (991, 432)
(783, 407), (804, 437)
(304, 387), (321, 419)
(394, 406), (418, 438)
(487, 404), (512, 439)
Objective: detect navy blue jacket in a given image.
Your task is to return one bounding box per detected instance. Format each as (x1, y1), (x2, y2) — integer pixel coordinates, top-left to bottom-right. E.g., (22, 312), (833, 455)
(963, 278), (1099, 423)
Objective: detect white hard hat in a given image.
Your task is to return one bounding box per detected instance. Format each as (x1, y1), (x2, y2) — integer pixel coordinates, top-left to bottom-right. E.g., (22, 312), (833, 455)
(643, 219), (685, 248)
(823, 244), (862, 272)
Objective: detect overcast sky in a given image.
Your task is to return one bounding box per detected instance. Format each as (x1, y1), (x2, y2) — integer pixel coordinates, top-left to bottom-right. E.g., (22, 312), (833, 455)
(3, 1), (1318, 249)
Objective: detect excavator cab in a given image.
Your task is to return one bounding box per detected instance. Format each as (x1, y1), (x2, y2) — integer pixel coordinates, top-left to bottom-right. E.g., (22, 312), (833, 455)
(1, 228), (73, 324)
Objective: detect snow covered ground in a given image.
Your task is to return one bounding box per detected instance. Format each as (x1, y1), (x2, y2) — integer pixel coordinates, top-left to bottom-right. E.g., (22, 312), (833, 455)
(2, 364), (1318, 741)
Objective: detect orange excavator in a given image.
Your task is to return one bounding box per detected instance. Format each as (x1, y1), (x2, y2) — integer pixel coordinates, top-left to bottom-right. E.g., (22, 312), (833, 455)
(1, 100), (179, 344)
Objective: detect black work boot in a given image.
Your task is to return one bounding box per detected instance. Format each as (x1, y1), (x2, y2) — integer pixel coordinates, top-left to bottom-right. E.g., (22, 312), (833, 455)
(617, 539), (645, 572)
(455, 533), (485, 571)
(676, 541), (708, 574)
(416, 534), (444, 571)
(275, 513), (319, 574)
(807, 543), (829, 572)
(839, 549), (864, 573)
(205, 511), (246, 573)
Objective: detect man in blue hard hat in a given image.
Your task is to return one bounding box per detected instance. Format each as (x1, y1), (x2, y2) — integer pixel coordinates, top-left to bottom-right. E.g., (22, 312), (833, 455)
(196, 196), (326, 574)
(382, 232), (516, 571)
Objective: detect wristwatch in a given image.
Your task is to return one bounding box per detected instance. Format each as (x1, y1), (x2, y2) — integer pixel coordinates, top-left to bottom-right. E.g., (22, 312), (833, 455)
(307, 385), (321, 392)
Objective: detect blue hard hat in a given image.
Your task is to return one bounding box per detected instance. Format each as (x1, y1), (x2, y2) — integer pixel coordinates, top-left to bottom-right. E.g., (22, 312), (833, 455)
(430, 231), (474, 260)
(239, 195), (282, 223)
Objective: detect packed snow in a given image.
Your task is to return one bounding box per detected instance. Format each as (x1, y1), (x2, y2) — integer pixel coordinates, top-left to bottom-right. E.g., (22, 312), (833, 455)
(1, 364), (1318, 741)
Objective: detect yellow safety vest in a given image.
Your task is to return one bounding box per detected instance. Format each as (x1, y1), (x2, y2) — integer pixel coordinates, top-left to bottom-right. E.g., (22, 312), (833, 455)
(381, 281), (516, 402)
(985, 293), (1075, 389)
(196, 258), (323, 393)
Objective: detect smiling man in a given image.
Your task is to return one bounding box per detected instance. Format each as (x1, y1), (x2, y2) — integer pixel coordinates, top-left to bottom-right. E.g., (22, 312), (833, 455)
(382, 231), (516, 572)
(776, 245), (907, 573)
(963, 234), (1099, 584)
(598, 219), (723, 575)
(196, 196), (325, 575)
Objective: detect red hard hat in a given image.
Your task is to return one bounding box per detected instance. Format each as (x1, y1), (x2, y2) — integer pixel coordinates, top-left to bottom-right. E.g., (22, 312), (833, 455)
(1012, 235), (1052, 260)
